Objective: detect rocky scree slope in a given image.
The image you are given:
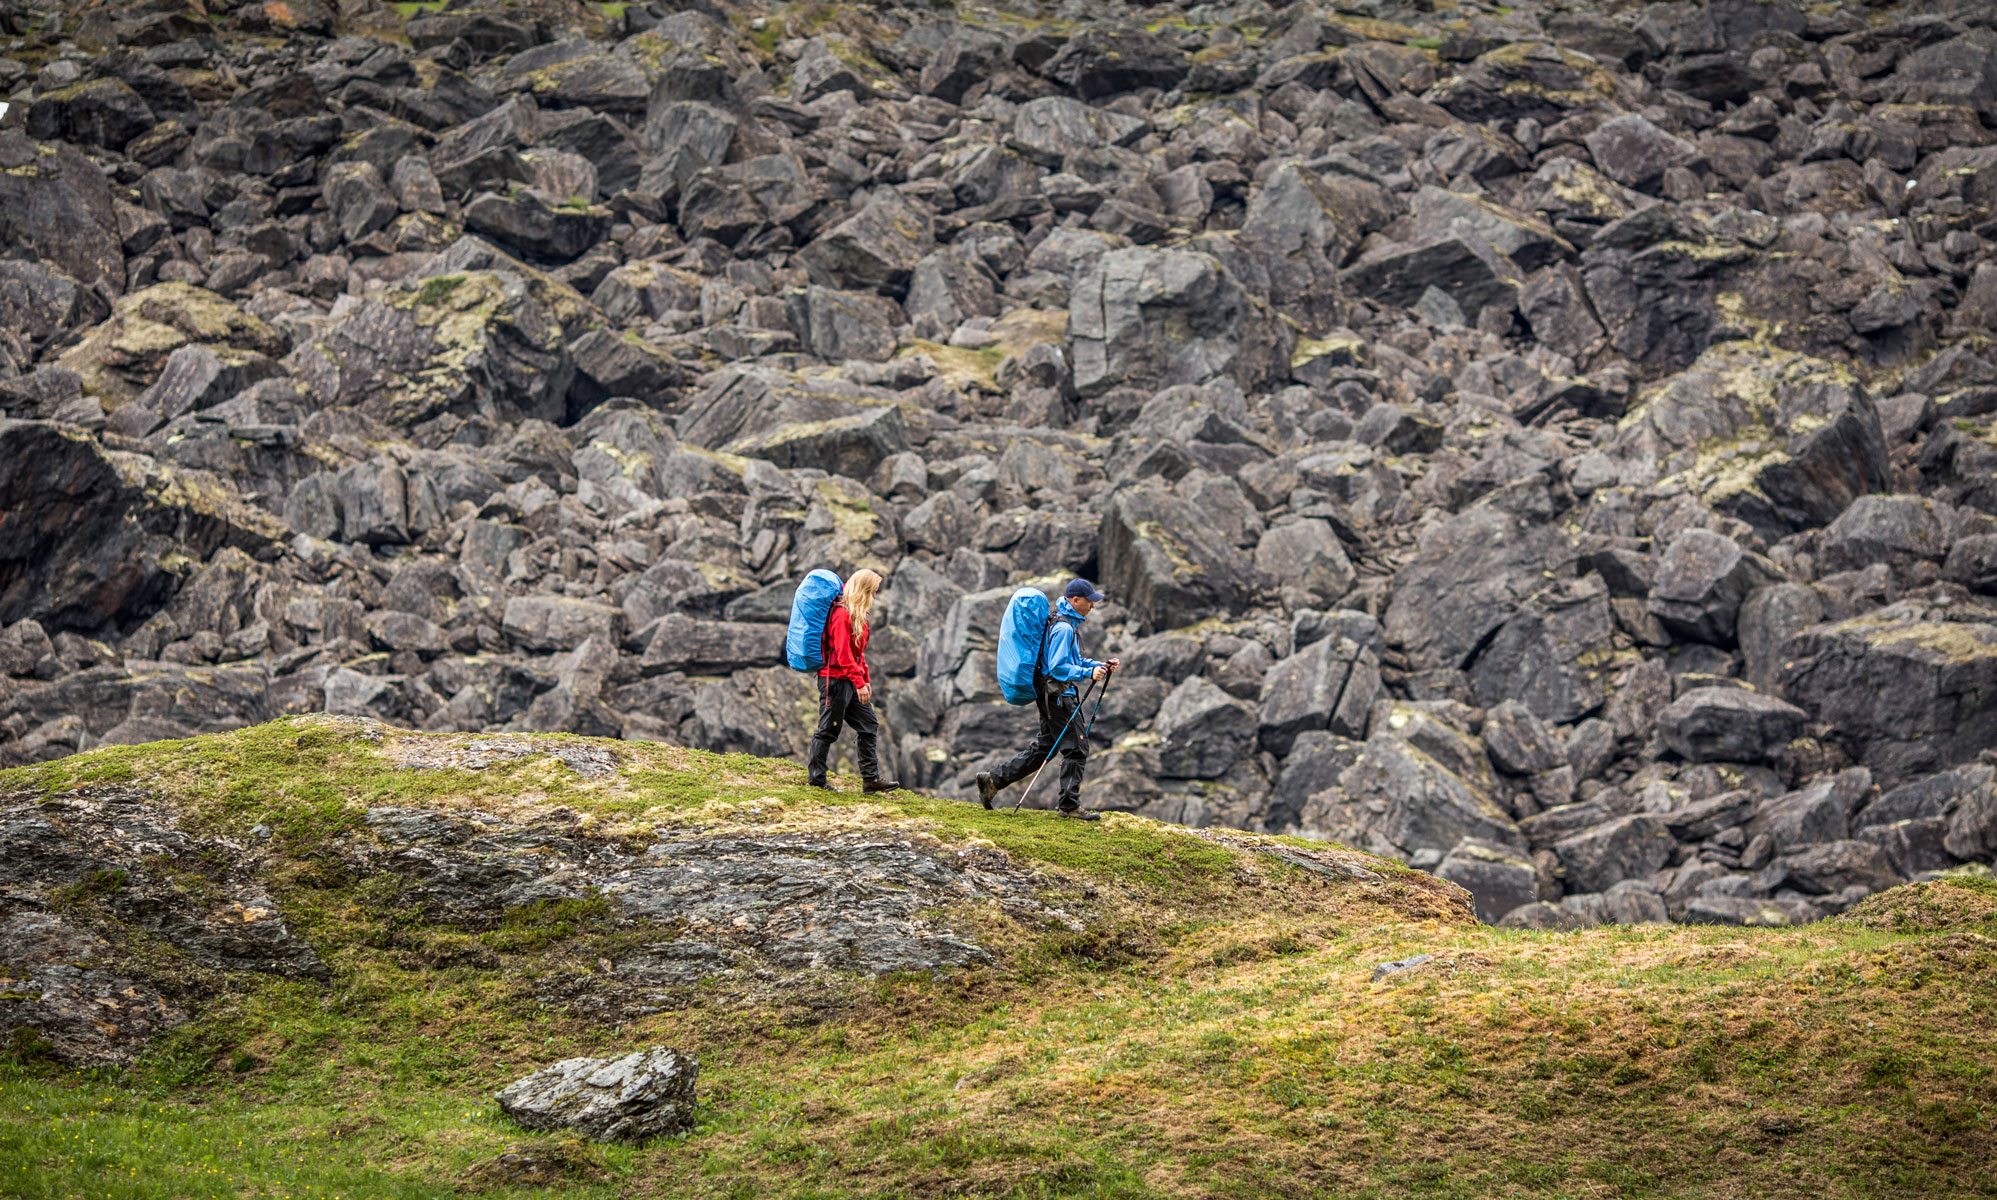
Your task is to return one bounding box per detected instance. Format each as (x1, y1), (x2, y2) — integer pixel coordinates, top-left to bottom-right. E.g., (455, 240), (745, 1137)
(0, 718), (1993, 1197)
(1, 0), (1996, 930)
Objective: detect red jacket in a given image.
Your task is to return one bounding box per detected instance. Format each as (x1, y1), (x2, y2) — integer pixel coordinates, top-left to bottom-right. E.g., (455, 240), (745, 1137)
(820, 602), (871, 689)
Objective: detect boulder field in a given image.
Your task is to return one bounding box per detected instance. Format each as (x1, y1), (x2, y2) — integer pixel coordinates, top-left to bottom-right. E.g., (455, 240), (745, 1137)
(1, 0), (1995, 927)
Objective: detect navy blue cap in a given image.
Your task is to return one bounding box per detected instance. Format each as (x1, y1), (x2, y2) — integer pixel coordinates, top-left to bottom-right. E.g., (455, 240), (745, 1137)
(1064, 578), (1106, 603)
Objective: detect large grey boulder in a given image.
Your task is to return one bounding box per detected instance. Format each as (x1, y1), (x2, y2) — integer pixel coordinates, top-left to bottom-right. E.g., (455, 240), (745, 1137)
(1156, 676), (1256, 779)
(1519, 263), (1607, 358)
(502, 596), (625, 653)
(1254, 519), (1355, 607)
(464, 190), (612, 264)
(1303, 725), (1519, 862)
(1584, 114), (1695, 189)
(1099, 485), (1259, 633)
(1041, 26), (1189, 99)
(1407, 186), (1571, 273)
(639, 101), (737, 198)
(1945, 535), (1997, 594)
(786, 287), (902, 363)
(497, 1047), (698, 1142)
(1648, 528), (1782, 645)
(1658, 688), (1808, 764)
(640, 616), (785, 675)
(1553, 814), (1674, 894)
(1238, 163), (1390, 331)
(1435, 838), (1539, 924)
(0, 421), (282, 633)
(1466, 578), (1614, 724)
(1770, 840), (1899, 897)
(1069, 248), (1291, 398)
(1747, 770), (1870, 853)
(1606, 342), (1889, 538)
(1739, 583), (1824, 691)
(27, 78), (156, 152)
(1780, 606), (1997, 787)
(1256, 635), (1380, 756)
(1819, 495), (1952, 572)
(1341, 234), (1523, 320)
(59, 282), (287, 410)
(800, 189), (935, 297)
(287, 272), (572, 439)
(1385, 496), (1571, 672)
(324, 162), (398, 242)
(0, 131), (124, 292)
(1481, 700), (1566, 776)
(1009, 97), (1149, 166)
(728, 405), (905, 481)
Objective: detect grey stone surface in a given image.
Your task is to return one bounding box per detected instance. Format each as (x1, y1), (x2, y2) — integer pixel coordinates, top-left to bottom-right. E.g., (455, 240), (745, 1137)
(497, 1048), (698, 1142)
(1658, 688), (1808, 764)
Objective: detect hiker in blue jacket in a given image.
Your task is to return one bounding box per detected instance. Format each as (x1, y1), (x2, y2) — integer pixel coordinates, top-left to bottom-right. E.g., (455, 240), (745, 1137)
(976, 579), (1119, 820)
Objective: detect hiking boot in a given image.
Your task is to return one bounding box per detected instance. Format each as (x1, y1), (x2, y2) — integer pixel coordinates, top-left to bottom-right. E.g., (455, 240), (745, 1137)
(1058, 806), (1100, 822)
(862, 778), (903, 794)
(975, 772), (998, 810)
(807, 779), (836, 791)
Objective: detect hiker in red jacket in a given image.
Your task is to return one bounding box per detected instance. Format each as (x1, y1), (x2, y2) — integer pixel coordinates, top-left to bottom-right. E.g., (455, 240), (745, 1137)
(808, 569), (902, 793)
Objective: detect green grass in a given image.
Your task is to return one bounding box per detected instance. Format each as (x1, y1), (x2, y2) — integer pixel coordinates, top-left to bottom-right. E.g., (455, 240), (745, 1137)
(2, 720), (1994, 1197)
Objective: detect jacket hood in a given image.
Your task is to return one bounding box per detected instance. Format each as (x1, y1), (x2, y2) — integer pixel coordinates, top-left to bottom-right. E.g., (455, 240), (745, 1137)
(1056, 597), (1088, 623)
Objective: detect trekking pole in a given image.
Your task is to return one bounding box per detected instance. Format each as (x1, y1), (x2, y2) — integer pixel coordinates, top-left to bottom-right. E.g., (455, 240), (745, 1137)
(1010, 677), (1099, 814)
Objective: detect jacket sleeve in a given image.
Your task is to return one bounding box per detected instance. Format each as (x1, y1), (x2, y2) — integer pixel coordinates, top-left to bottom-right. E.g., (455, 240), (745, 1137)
(853, 623), (871, 690)
(1042, 621), (1101, 684)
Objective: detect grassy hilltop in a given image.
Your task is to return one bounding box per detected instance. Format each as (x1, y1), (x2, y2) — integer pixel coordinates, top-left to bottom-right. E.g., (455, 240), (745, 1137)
(1, 718), (1993, 1199)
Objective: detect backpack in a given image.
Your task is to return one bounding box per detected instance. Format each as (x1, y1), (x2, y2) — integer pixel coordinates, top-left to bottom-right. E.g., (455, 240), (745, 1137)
(785, 569), (843, 672)
(996, 587), (1072, 705)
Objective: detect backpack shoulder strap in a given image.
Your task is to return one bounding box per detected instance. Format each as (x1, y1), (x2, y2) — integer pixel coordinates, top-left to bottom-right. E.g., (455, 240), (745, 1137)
(1033, 613), (1074, 684)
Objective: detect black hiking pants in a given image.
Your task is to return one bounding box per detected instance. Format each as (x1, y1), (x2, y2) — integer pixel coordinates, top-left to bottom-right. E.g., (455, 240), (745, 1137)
(808, 677), (880, 785)
(992, 687), (1088, 810)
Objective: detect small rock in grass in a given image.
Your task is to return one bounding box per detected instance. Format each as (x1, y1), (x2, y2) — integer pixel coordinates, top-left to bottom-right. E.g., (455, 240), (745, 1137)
(1370, 953), (1435, 982)
(497, 1047), (698, 1143)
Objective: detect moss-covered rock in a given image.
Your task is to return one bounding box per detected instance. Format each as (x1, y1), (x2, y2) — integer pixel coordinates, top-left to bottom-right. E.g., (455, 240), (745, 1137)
(1609, 341), (1888, 536)
(286, 271), (573, 442)
(1782, 602), (1997, 788)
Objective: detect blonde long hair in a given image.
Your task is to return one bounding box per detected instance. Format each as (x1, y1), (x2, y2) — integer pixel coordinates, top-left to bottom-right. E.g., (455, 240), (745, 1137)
(843, 569), (881, 640)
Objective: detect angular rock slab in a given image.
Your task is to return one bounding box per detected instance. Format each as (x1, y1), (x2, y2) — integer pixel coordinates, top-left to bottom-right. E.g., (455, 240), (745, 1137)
(1099, 484), (1259, 633)
(1608, 342), (1889, 538)
(1781, 609), (1997, 788)
(1385, 495), (1572, 672)
(1435, 838), (1539, 924)
(1069, 247), (1290, 398)
(1303, 730), (1519, 862)
(1658, 687), (1808, 765)
(498, 1047), (698, 1142)
(1257, 635), (1380, 757)
(287, 271), (572, 440)
(0, 420), (285, 633)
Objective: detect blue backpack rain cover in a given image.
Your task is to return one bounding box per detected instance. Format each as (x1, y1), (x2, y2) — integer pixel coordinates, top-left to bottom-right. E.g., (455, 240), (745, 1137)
(786, 569), (843, 672)
(996, 586), (1052, 704)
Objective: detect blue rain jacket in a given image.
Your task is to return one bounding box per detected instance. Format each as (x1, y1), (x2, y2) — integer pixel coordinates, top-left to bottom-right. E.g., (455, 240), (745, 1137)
(1041, 598), (1104, 696)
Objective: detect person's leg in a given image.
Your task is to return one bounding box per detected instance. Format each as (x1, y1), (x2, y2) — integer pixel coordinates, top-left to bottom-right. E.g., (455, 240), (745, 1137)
(1052, 694), (1099, 819)
(990, 700), (1061, 787)
(849, 690), (883, 782)
(806, 678), (846, 786)
(1057, 718), (1089, 811)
